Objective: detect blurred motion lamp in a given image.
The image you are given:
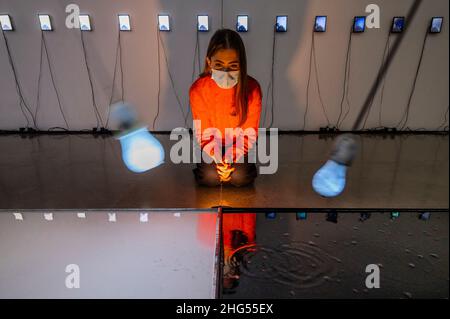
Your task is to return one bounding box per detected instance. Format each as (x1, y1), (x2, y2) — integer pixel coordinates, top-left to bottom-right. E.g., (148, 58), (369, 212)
(312, 134), (358, 197)
(312, 0), (423, 198)
(111, 102), (164, 173)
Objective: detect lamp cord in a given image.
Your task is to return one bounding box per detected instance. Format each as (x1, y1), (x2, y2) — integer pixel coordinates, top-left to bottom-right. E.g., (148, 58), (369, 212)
(105, 30), (124, 129)
(41, 31), (70, 130)
(396, 29), (429, 130)
(351, 0), (423, 131)
(1, 29), (36, 129)
(80, 31), (104, 129)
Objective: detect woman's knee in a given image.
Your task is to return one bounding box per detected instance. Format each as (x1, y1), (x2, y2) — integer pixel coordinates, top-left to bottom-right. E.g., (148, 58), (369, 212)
(194, 164), (221, 187)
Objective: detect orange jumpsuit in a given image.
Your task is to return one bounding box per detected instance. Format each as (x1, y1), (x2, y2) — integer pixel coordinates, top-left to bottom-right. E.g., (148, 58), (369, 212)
(189, 74), (262, 162)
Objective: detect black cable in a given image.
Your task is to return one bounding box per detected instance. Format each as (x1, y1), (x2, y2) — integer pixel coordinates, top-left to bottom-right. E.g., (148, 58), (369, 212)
(35, 31), (45, 130)
(119, 32), (124, 102)
(341, 32), (354, 129)
(1, 29), (36, 129)
(303, 31), (331, 130)
(303, 32), (314, 131)
(48, 126), (69, 132)
(377, 33), (391, 128)
(436, 106), (449, 131)
(185, 30), (202, 128)
(80, 31), (103, 129)
(105, 30), (124, 129)
(269, 28), (276, 129)
(336, 26), (353, 129)
(41, 32), (70, 130)
(157, 28), (187, 128)
(153, 25), (162, 130)
(313, 38), (330, 126)
(352, 0), (423, 131)
(312, 31), (331, 127)
(396, 29), (428, 130)
(262, 27), (276, 128)
(361, 30), (388, 131)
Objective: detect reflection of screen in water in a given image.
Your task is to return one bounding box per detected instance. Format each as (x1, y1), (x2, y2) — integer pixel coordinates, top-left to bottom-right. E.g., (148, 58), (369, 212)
(353, 17), (365, 32)
(392, 17), (405, 32)
(158, 15), (170, 31)
(198, 15), (208, 31)
(79, 15), (91, 31)
(0, 15), (13, 31)
(276, 16), (287, 32)
(39, 15), (52, 31)
(314, 16), (327, 32)
(237, 16), (248, 32)
(119, 15), (131, 31)
(430, 17), (443, 33)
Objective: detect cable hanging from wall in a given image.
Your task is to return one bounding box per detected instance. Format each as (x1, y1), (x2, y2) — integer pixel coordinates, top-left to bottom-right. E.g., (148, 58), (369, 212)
(335, 25), (354, 130)
(153, 24), (188, 130)
(436, 106), (449, 131)
(185, 29), (202, 128)
(303, 29), (331, 131)
(361, 30), (393, 131)
(395, 29), (429, 131)
(375, 31), (392, 130)
(262, 26), (276, 129)
(351, 0), (422, 132)
(36, 30), (70, 131)
(104, 30), (124, 130)
(80, 30), (105, 130)
(1, 29), (37, 130)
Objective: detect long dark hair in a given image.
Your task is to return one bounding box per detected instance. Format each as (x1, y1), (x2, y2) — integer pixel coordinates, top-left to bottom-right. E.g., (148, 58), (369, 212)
(200, 29), (249, 126)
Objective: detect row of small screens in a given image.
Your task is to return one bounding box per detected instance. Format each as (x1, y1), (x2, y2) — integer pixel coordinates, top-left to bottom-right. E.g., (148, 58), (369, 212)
(0, 14), (444, 34)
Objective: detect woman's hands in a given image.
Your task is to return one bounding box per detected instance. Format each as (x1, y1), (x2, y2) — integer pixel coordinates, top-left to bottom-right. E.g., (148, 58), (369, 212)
(216, 163), (235, 183)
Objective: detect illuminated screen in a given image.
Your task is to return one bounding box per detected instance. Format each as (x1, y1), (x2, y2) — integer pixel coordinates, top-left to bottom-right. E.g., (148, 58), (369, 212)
(276, 15), (287, 32)
(391, 17), (405, 33)
(119, 14), (131, 31)
(38, 14), (52, 31)
(353, 16), (366, 32)
(314, 16), (327, 32)
(158, 15), (170, 31)
(237, 15), (248, 32)
(198, 15), (209, 31)
(79, 15), (91, 31)
(430, 17), (443, 33)
(0, 14), (13, 31)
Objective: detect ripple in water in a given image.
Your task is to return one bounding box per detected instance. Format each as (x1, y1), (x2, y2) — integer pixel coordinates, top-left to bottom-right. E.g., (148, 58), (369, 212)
(229, 241), (338, 289)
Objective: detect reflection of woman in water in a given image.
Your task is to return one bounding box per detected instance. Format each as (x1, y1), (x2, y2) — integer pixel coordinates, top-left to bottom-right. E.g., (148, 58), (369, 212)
(222, 213), (256, 293)
(196, 213), (256, 293)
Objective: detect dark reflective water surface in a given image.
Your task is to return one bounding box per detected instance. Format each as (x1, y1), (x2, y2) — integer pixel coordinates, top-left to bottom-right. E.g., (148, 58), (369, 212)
(222, 212), (449, 299)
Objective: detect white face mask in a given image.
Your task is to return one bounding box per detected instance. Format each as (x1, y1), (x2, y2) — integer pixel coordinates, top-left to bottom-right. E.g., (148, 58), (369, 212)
(211, 69), (240, 89)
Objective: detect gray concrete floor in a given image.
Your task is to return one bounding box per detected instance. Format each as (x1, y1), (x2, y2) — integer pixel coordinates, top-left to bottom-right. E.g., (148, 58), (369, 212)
(0, 133), (448, 209)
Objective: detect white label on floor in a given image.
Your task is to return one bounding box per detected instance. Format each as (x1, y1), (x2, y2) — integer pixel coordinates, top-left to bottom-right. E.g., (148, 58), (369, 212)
(108, 213), (116, 222)
(77, 212), (86, 219)
(140, 213), (148, 223)
(13, 213), (23, 221)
